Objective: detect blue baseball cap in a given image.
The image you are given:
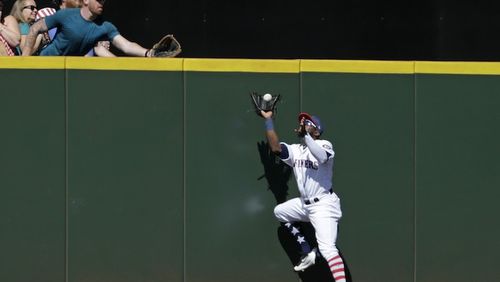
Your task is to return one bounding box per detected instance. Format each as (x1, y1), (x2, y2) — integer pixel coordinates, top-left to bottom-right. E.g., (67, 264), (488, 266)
(298, 112), (323, 134)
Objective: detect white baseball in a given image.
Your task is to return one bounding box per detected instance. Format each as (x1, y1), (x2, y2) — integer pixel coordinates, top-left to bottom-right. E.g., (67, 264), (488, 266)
(263, 93), (273, 101)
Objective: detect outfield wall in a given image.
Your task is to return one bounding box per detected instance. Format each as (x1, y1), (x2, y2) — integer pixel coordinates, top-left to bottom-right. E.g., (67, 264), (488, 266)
(1, 58), (499, 282)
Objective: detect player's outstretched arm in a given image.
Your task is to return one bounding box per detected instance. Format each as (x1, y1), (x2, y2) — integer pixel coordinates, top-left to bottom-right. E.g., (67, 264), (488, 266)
(22, 19), (48, 56)
(261, 111), (282, 155)
(111, 35), (149, 57)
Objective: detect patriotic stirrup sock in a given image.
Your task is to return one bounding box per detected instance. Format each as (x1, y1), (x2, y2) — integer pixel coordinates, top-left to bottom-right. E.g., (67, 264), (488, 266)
(328, 255), (346, 282)
(283, 222), (311, 254)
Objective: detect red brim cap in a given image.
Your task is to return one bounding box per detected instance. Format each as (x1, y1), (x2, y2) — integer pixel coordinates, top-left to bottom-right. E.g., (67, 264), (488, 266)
(298, 112), (313, 123)
(298, 112), (324, 133)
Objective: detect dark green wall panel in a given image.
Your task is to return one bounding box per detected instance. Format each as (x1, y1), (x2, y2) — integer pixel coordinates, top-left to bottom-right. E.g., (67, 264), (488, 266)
(66, 70), (184, 282)
(184, 72), (300, 282)
(415, 75), (500, 282)
(0, 70), (66, 282)
(302, 73), (415, 282)
(3, 62), (500, 282)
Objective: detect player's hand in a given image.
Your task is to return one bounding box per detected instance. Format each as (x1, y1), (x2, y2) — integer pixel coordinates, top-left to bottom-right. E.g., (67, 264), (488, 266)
(261, 110), (273, 119)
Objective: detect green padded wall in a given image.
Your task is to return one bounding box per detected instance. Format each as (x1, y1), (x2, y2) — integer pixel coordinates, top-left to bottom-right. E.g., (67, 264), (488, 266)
(184, 71), (301, 282)
(415, 74), (500, 282)
(66, 70), (184, 282)
(2, 59), (500, 282)
(302, 72), (415, 282)
(0, 69), (66, 282)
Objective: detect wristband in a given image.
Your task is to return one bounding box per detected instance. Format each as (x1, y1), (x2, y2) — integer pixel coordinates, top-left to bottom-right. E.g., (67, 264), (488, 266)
(144, 49), (149, 57)
(265, 118), (274, 131)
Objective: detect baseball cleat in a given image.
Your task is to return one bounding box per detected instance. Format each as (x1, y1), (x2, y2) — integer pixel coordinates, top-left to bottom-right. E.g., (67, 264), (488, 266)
(293, 248), (317, 272)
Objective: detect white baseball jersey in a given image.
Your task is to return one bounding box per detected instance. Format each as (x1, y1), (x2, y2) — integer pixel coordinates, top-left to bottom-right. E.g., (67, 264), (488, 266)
(274, 134), (345, 280)
(280, 138), (334, 200)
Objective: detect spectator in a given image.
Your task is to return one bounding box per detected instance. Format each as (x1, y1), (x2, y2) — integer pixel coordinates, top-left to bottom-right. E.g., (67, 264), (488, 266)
(23, 0), (152, 57)
(5, 0), (46, 54)
(0, 0), (21, 56)
(36, 0), (114, 56)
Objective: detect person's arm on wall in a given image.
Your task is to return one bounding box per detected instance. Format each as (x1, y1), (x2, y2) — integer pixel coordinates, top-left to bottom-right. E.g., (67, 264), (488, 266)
(0, 16), (20, 47)
(112, 34), (149, 57)
(22, 19), (48, 56)
(92, 41), (116, 57)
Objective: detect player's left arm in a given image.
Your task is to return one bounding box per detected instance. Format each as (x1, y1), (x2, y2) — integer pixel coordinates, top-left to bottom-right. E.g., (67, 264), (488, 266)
(304, 134), (334, 164)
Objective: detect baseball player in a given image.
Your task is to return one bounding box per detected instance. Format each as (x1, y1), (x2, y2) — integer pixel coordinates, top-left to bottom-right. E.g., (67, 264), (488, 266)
(260, 110), (346, 282)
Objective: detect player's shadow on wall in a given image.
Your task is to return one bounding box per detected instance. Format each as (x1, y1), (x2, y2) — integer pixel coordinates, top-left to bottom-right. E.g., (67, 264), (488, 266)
(257, 141), (353, 282)
(256, 141), (292, 203)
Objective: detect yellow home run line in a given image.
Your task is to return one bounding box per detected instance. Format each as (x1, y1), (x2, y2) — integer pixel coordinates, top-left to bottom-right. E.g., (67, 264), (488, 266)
(415, 61), (500, 75)
(0, 56), (65, 69)
(65, 57), (183, 71)
(183, 59), (300, 73)
(301, 60), (415, 74)
(3, 57), (500, 75)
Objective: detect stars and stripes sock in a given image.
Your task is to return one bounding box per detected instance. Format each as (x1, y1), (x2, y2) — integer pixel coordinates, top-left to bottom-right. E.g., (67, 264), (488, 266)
(282, 222), (312, 254)
(327, 254), (346, 282)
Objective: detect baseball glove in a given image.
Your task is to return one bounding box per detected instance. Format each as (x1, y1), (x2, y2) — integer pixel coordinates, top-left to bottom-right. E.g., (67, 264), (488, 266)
(250, 92), (281, 116)
(150, 34), (182, 57)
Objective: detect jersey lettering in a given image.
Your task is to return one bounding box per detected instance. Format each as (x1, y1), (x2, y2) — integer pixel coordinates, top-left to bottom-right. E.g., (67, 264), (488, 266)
(293, 159), (319, 170)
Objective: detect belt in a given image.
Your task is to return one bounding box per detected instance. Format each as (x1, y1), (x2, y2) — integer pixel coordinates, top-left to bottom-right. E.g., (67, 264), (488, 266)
(304, 189), (333, 205)
(304, 197), (320, 205)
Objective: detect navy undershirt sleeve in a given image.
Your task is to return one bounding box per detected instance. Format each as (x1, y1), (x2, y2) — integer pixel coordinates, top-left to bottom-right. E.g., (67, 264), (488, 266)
(279, 143), (289, 159)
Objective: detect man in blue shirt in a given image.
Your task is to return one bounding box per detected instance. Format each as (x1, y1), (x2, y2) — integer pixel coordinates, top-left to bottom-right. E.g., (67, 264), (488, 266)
(22, 0), (152, 56)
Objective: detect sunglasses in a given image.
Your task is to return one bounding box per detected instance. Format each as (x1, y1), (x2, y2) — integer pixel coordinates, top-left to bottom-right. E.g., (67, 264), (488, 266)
(96, 0), (106, 4)
(23, 5), (37, 11)
(304, 120), (317, 128)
